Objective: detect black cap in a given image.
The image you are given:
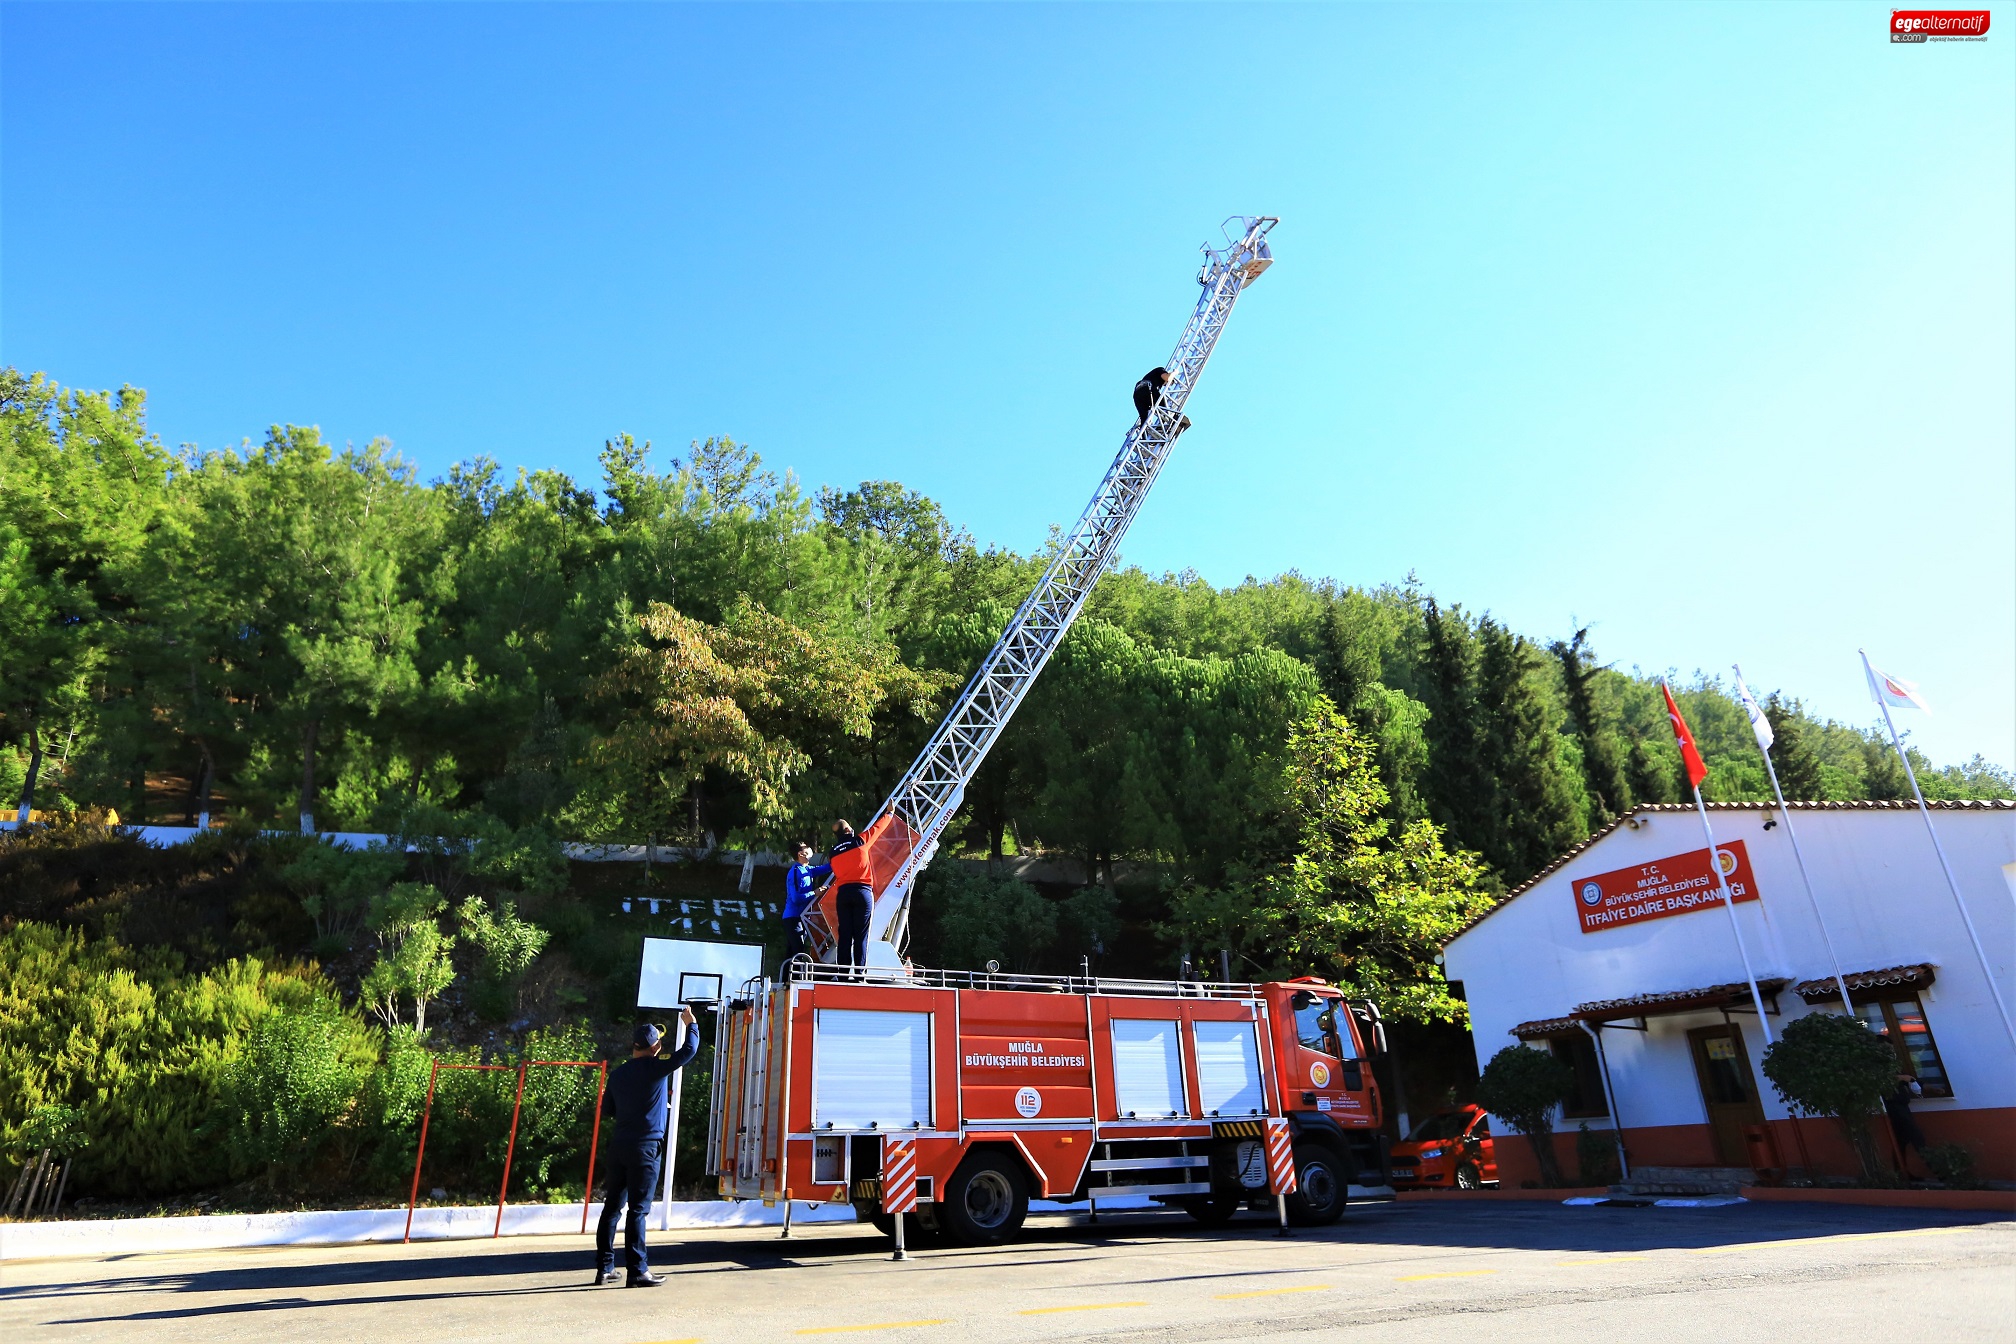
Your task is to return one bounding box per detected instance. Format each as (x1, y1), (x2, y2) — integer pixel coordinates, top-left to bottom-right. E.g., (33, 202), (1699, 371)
(633, 1023), (663, 1049)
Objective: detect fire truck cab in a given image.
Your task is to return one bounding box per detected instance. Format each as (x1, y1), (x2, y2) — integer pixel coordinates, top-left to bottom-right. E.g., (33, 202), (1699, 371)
(708, 963), (1388, 1243)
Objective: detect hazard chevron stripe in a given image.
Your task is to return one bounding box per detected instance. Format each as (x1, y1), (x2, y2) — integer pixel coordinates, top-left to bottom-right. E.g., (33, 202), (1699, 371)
(881, 1137), (919, 1214)
(1263, 1117), (1297, 1195)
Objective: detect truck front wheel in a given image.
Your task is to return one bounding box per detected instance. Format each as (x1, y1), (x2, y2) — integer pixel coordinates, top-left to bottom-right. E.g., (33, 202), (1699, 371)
(938, 1152), (1029, 1245)
(1285, 1143), (1348, 1226)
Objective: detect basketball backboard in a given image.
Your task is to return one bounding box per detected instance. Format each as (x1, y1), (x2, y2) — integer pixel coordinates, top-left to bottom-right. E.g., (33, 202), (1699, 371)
(637, 937), (764, 1009)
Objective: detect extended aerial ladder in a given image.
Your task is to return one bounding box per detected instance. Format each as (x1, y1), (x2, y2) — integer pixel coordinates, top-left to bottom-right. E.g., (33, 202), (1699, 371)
(807, 216), (1278, 967)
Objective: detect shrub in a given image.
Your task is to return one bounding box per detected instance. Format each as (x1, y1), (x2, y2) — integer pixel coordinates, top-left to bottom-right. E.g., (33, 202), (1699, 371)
(459, 897), (549, 1021)
(1474, 1045), (1574, 1187)
(215, 995), (376, 1187)
(1921, 1142), (1981, 1190)
(1761, 1011), (1897, 1183)
(354, 1025), (435, 1187)
(1575, 1122), (1620, 1187)
(282, 840), (405, 958)
(509, 1022), (605, 1199)
(0, 922), (329, 1196)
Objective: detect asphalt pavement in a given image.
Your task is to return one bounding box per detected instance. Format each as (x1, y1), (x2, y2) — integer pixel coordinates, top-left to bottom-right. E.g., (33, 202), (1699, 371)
(3, 1198), (2010, 1343)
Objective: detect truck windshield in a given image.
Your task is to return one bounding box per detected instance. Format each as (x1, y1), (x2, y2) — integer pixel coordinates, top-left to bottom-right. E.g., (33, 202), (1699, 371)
(1294, 998), (1354, 1060)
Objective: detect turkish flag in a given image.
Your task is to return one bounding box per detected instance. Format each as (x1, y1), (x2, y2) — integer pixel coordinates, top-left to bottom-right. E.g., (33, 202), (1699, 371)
(1662, 683), (1709, 790)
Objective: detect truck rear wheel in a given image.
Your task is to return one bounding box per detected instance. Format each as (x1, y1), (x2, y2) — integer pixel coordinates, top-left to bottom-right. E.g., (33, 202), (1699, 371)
(1285, 1143), (1348, 1226)
(938, 1151), (1028, 1245)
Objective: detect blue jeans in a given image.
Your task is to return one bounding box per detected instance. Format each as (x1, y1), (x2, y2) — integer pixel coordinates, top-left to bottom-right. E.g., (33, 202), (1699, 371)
(596, 1140), (662, 1278)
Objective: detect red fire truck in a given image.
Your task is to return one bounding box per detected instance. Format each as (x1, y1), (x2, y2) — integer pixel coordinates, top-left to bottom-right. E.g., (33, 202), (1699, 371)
(707, 962), (1389, 1243)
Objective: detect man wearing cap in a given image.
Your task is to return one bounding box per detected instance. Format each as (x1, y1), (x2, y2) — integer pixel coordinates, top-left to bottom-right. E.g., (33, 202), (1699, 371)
(594, 1007), (700, 1287)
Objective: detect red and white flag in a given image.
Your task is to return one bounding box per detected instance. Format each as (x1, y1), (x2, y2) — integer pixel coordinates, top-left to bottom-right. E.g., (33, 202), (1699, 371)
(1864, 659), (1931, 714)
(1661, 682), (1709, 790)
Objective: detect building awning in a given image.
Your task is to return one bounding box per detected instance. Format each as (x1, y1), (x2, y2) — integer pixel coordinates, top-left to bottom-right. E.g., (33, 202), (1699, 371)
(1572, 978), (1790, 1024)
(1509, 1017), (1583, 1039)
(1792, 963), (1936, 1002)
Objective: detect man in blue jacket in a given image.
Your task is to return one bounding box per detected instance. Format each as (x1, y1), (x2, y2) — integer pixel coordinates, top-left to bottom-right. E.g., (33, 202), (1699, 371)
(781, 841), (831, 962)
(594, 1009), (699, 1287)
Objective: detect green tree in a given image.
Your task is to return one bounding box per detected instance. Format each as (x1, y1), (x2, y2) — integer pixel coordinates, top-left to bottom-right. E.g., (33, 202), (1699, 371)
(179, 429), (437, 831)
(1474, 1045), (1574, 1188)
(579, 597), (943, 849)
(1181, 701), (1492, 1021)
(1761, 1011), (1899, 1183)
(0, 372), (172, 821)
(1550, 628), (1631, 822)
(911, 864), (1057, 972)
(457, 895), (548, 1020)
(359, 882), (457, 1034)
(1761, 693), (1828, 801)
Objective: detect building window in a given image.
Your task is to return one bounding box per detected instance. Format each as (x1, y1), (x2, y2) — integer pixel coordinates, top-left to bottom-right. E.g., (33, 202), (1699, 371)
(1545, 1033), (1609, 1119)
(1852, 993), (1952, 1098)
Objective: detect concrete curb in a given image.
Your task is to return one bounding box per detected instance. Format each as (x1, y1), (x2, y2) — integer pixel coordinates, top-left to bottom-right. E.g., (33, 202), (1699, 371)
(1395, 1187), (1610, 1202)
(0, 1199), (858, 1261)
(1738, 1185), (2016, 1213)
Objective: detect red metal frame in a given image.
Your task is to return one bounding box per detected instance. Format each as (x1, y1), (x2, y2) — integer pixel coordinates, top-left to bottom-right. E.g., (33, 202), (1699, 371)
(402, 1057), (609, 1244)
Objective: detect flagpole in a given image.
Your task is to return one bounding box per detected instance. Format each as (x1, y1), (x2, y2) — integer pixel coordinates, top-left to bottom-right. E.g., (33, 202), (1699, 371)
(1859, 650), (2016, 1049)
(1690, 782), (1776, 1043)
(1735, 665), (1854, 1016)
(1666, 680), (1775, 1043)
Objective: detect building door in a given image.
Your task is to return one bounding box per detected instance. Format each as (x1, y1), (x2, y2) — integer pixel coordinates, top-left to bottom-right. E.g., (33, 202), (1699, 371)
(1686, 1024), (1765, 1167)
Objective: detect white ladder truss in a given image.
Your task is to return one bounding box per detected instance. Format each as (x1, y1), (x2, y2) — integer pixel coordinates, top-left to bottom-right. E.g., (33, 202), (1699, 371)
(827, 216), (1277, 965)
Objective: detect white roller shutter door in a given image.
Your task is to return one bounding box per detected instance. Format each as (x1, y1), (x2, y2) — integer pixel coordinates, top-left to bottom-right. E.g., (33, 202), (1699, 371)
(1110, 1018), (1186, 1118)
(1192, 1019), (1265, 1116)
(811, 1009), (931, 1130)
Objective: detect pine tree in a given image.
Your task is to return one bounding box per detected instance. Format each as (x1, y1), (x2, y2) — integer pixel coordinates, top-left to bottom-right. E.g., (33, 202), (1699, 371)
(1474, 620), (1589, 879)
(1550, 628), (1632, 822)
(1761, 694), (1827, 801)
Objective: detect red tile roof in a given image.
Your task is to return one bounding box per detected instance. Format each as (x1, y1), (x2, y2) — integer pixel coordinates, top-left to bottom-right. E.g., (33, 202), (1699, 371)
(1792, 962), (1937, 1001)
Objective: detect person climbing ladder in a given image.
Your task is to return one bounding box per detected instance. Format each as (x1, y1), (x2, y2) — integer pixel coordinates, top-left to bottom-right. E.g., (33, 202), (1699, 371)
(1132, 366), (1192, 435)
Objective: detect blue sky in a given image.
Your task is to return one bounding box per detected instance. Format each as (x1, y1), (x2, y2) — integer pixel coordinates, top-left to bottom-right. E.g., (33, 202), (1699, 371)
(4, 2), (2011, 770)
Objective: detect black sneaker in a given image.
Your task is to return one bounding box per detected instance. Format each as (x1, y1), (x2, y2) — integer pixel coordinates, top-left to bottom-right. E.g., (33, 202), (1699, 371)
(1178, 415), (1193, 433)
(627, 1272), (665, 1288)
(594, 1269), (621, 1286)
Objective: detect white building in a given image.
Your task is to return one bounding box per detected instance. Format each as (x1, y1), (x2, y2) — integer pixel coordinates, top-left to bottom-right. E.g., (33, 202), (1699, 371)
(1442, 799), (2015, 1184)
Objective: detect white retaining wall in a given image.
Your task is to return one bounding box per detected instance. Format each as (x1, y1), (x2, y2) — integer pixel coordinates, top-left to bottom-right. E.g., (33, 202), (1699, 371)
(0, 1198), (857, 1261)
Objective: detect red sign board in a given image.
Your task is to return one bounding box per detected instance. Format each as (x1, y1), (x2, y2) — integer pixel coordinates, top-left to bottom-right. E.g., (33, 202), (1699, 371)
(1571, 840), (1760, 935)
(1890, 10), (1991, 41)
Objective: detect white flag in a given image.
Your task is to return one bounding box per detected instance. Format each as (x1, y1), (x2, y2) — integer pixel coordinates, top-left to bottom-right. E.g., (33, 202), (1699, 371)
(1864, 658), (1931, 714)
(1731, 665), (1774, 752)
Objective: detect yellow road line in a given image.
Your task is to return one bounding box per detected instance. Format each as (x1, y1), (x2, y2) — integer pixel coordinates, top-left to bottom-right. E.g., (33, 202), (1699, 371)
(1556, 1256), (1649, 1266)
(1018, 1302), (1149, 1315)
(635, 1339), (704, 1343)
(794, 1323), (946, 1335)
(1213, 1285), (1332, 1299)
(1692, 1228), (1966, 1255)
(1396, 1270), (1497, 1281)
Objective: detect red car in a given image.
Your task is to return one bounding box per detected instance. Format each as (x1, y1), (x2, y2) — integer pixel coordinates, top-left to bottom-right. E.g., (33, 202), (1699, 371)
(1388, 1105), (1497, 1190)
